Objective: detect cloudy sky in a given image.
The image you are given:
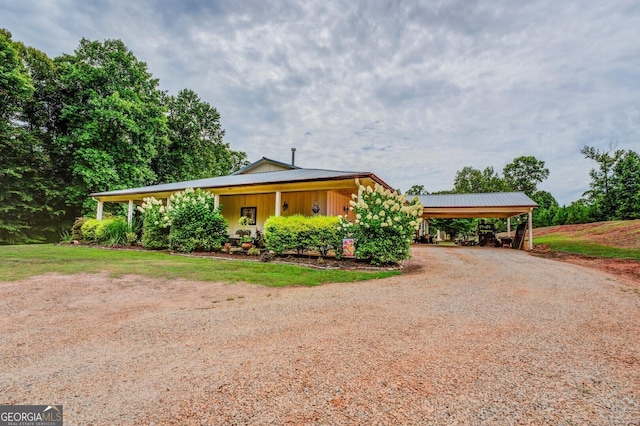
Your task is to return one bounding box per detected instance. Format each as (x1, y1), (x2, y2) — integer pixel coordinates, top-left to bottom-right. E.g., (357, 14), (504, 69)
(3, 1), (640, 204)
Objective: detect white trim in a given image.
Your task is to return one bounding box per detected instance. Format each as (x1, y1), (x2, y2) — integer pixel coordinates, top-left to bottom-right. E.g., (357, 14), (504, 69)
(127, 200), (134, 226)
(275, 191), (281, 216)
(97, 201), (104, 220)
(528, 209), (533, 250)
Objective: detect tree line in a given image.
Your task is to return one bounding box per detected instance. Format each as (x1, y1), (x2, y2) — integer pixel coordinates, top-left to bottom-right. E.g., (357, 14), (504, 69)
(1, 30), (248, 244)
(406, 147), (640, 237)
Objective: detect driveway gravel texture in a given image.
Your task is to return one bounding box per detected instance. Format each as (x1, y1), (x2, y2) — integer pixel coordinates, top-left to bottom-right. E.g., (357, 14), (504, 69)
(1, 246), (639, 425)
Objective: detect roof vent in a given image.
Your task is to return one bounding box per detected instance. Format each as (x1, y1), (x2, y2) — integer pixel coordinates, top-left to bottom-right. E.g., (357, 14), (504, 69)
(291, 147), (296, 166)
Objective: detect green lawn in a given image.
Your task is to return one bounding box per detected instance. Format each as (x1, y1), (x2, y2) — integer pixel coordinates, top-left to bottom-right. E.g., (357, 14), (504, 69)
(534, 235), (640, 261)
(0, 245), (398, 286)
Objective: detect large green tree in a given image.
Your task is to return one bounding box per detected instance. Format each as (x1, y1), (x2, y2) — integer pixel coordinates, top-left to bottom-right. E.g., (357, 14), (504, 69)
(502, 156), (549, 196)
(0, 30), (64, 243)
(580, 143), (625, 220)
(54, 38), (169, 215)
(154, 89), (247, 183)
(610, 150), (640, 220)
(453, 166), (507, 193)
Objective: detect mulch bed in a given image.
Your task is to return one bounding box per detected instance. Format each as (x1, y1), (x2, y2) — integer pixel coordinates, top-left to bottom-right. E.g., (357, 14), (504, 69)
(79, 243), (399, 271)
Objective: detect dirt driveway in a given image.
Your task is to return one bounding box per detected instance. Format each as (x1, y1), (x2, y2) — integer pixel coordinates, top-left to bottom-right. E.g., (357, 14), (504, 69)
(1, 246), (639, 425)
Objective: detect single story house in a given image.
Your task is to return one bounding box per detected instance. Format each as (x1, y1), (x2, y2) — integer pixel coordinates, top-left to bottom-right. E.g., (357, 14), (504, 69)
(90, 157), (394, 235)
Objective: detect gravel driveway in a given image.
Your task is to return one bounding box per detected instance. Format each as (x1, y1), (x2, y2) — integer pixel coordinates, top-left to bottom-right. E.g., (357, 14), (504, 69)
(1, 246), (639, 425)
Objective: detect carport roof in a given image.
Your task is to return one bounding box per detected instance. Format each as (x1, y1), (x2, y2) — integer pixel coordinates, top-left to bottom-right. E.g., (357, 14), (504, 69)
(415, 192), (538, 219)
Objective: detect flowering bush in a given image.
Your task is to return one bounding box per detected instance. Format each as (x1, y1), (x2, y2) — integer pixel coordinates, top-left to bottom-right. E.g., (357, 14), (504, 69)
(165, 188), (227, 253)
(340, 182), (423, 265)
(138, 197), (170, 249)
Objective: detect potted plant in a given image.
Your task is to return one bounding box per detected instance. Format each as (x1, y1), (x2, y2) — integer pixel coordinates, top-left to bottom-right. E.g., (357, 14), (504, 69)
(238, 216), (253, 250)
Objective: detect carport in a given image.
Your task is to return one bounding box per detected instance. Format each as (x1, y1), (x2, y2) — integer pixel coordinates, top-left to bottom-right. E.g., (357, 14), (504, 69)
(415, 192), (539, 250)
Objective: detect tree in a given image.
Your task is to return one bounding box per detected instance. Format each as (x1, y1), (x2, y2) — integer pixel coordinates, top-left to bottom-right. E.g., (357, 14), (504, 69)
(0, 30), (64, 243)
(580, 143), (625, 221)
(502, 156), (549, 196)
(610, 150), (640, 220)
(154, 89), (248, 183)
(453, 166), (507, 193)
(406, 184), (428, 195)
(53, 38), (169, 215)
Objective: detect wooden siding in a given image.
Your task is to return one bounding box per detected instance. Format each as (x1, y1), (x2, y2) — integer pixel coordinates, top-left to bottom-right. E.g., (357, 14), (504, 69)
(220, 193), (276, 234)
(242, 163), (291, 174)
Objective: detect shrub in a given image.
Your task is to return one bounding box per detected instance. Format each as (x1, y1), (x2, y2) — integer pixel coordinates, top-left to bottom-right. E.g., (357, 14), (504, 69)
(71, 217), (87, 240)
(138, 197), (170, 249)
(166, 188), (228, 253)
(340, 182), (423, 265)
(80, 219), (102, 242)
(264, 215), (342, 257)
(97, 217), (128, 246)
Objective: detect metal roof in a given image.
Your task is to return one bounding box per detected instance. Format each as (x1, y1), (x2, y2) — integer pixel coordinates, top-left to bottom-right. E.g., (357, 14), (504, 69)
(415, 192), (538, 219)
(416, 192), (538, 208)
(90, 168), (386, 198)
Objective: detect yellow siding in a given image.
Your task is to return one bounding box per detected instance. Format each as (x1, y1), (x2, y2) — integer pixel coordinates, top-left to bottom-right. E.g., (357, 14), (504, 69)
(220, 193), (276, 234)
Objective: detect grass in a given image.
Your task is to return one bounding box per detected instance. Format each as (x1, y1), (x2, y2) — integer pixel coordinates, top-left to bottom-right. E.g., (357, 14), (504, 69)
(0, 245), (399, 286)
(534, 235), (640, 261)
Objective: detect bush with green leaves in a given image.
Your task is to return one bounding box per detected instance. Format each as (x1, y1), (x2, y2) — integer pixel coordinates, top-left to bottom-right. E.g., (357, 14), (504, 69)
(165, 188), (228, 253)
(264, 215), (342, 257)
(340, 182), (423, 265)
(97, 217), (129, 245)
(80, 219), (102, 242)
(71, 217), (87, 240)
(138, 197), (170, 249)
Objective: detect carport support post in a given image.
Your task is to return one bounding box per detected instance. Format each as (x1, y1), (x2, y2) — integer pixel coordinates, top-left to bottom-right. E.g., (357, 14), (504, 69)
(528, 208), (533, 250)
(214, 193), (220, 210)
(507, 217), (511, 237)
(127, 200), (134, 226)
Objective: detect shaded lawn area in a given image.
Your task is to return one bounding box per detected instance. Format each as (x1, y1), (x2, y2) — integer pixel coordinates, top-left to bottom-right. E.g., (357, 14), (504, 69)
(0, 245), (398, 286)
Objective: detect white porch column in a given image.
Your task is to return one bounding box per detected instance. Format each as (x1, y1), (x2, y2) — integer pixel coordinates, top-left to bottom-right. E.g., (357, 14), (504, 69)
(96, 200), (104, 220)
(214, 193), (220, 210)
(127, 200), (134, 226)
(425, 218), (429, 236)
(275, 191), (281, 216)
(528, 208), (533, 250)
(507, 217), (511, 237)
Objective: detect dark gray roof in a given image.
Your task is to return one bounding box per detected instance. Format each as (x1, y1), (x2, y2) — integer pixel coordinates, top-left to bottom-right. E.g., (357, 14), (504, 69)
(416, 192), (538, 208)
(91, 168), (378, 197)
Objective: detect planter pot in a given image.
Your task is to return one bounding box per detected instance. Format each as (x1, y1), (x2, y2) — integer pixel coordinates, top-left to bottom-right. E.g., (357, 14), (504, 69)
(241, 242), (253, 250)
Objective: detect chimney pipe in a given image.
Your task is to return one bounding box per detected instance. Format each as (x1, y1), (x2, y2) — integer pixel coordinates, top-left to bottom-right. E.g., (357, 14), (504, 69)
(291, 147), (296, 166)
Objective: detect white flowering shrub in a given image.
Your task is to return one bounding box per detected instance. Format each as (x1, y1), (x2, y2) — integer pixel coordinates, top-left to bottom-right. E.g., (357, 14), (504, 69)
(138, 197), (170, 249)
(340, 182), (423, 265)
(165, 188), (227, 252)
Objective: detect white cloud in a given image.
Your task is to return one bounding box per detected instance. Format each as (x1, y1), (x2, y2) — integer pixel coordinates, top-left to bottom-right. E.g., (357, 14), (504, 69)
(2, 0), (640, 204)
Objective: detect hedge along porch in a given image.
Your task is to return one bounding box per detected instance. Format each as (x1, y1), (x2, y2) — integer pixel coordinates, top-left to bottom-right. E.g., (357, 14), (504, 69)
(89, 158), (394, 235)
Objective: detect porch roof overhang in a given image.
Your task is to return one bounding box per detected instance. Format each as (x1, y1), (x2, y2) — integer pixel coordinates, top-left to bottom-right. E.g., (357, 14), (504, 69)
(90, 169), (392, 203)
(415, 192), (538, 219)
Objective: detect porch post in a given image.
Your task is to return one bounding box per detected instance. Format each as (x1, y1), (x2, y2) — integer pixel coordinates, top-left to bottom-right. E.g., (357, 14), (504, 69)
(214, 193), (220, 210)
(507, 217), (511, 237)
(275, 191), (281, 216)
(127, 200), (134, 226)
(425, 218), (429, 236)
(528, 208), (533, 250)
(97, 200), (104, 220)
